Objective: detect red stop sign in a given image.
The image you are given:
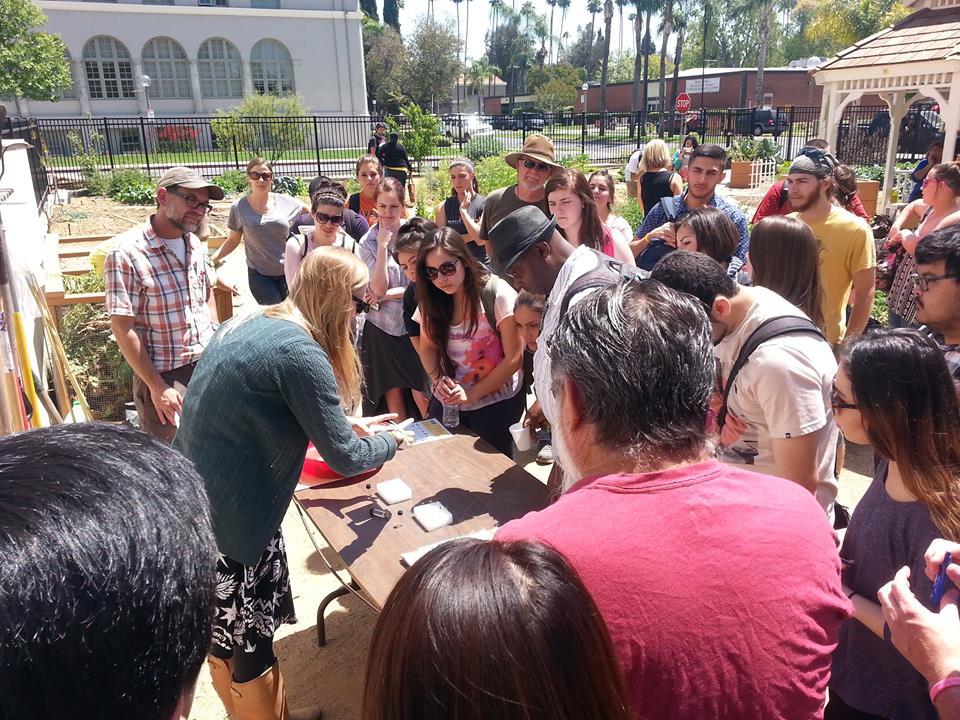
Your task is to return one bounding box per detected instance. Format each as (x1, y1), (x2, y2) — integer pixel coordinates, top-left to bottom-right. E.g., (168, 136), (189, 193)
(675, 93), (692, 113)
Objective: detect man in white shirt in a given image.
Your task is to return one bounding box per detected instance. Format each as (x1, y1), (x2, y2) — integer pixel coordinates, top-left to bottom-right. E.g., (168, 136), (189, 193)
(624, 145), (644, 202)
(652, 251), (840, 518)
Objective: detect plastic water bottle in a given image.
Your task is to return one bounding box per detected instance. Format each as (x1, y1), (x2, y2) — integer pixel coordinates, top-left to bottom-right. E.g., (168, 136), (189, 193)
(442, 402), (460, 429)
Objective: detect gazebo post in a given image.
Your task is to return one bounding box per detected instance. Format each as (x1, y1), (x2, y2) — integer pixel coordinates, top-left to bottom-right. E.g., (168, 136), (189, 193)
(881, 91), (906, 214)
(824, 89), (842, 151)
(942, 76), (960, 163)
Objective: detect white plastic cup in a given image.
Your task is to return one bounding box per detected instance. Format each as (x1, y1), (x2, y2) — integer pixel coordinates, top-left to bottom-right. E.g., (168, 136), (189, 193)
(509, 421), (533, 452)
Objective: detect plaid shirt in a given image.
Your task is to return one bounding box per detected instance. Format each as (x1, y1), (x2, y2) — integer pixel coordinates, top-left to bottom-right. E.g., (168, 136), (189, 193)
(105, 222), (214, 373)
(919, 325), (960, 393)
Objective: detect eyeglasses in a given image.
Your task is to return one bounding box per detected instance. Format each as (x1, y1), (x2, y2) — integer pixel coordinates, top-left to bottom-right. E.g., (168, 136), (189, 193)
(315, 212), (344, 226)
(922, 176), (942, 188)
(423, 258), (461, 280)
(910, 270), (959, 292)
(166, 189), (214, 214)
(830, 382), (858, 411)
(353, 296), (372, 313)
(522, 158), (552, 172)
(248, 171), (273, 182)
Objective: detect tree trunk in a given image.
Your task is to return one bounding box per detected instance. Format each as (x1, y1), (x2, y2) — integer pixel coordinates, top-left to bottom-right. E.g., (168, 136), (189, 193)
(670, 25), (683, 113)
(599, 0), (614, 136)
(630, 10), (643, 137)
(549, 2), (555, 64)
(618, 4), (624, 54)
(658, 0), (673, 136)
(641, 10), (652, 132)
(753, 0), (773, 107)
(465, 0), (471, 103)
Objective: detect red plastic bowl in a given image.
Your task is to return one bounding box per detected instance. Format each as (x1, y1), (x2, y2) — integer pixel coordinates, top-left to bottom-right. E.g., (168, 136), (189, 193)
(301, 443), (381, 485)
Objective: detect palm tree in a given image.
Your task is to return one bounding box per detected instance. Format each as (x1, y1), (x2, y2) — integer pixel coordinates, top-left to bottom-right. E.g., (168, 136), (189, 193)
(669, 6), (686, 114)
(557, 0), (572, 58)
(464, 0), (472, 97)
(468, 57), (498, 112)
(753, 0), (775, 107)
(638, 0), (656, 130)
(599, 0), (614, 134)
(658, 0), (673, 135)
(587, 0), (603, 74)
(489, 0), (504, 34)
(547, 0), (558, 64)
(616, 0), (630, 54)
(453, 0), (464, 111)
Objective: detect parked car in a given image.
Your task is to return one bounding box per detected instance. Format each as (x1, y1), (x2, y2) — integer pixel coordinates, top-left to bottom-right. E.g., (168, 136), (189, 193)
(489, 113), (545, 131)
(442, 114), (494, 141)
(730, 108), (789, 137)
(840, 107), (954, 157)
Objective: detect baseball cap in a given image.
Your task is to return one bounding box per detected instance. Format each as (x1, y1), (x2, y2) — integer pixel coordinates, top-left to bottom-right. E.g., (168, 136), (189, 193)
(157, 166), (225, 201)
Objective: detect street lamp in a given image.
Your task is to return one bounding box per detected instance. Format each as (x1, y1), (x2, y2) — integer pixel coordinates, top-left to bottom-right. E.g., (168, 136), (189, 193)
(372, 98), (377, 118)
(139, 74), (153, 119)
(580, 83), (589, 151)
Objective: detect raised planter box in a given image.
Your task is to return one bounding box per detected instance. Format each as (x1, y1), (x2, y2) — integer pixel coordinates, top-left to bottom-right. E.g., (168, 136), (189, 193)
(729, 158), (777, 189)
(857, 179), (881, 218)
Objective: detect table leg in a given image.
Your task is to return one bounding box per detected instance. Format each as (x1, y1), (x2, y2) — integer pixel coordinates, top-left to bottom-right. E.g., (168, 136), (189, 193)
(316, 580), (358, 647)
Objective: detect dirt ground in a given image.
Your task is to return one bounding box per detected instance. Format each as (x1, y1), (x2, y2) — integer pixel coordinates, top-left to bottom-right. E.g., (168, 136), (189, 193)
(49, 186), (870, 720)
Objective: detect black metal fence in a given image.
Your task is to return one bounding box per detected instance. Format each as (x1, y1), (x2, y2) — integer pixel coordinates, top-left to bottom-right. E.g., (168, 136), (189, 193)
(15, 105), (941, 192)
(1, 117), (50, 208)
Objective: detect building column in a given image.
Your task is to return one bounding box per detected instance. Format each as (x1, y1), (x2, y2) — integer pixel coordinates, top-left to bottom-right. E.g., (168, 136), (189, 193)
(824, 88), (841, 151)
(241, 59), (254, 96)
(132, 58), (149, 115)
(942, 71), (960, 165)
(881, 91), (906, 213)
(188, 60), (204, 113)
(73, 58), (92, 116)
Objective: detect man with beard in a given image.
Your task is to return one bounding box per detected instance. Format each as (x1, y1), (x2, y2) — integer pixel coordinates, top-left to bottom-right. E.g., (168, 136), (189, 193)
(497, 278), (850, 720)
(634, 143), (749, 273)
(105, 167), (222, 441)
(915, 226), (960, 389)
(787, 153), (876, 345)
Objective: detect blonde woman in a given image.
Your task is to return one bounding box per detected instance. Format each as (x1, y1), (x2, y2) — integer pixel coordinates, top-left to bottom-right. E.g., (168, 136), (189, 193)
(174, 247), (409, 720)
(638, 139), (683, 213)
(212, 158), (308, 305)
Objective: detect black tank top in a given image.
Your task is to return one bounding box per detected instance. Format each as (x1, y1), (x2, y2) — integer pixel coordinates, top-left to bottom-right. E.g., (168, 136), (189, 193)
(443, 194), (488, 263)
(641, 170), (677, 214)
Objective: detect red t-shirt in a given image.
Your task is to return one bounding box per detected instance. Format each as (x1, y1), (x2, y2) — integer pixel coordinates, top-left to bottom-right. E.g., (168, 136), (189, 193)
(498, 459), (851, 720)
(752, 180), (869, 224)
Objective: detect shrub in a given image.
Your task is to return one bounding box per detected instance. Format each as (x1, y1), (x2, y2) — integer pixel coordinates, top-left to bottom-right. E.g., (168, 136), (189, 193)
(271, 175), (308, 197)
(212, 169), (249, 195)
(155, 124), (199, 153)
(210, 93), (310, 162)
(67, 130), (110, 196)
(343, 177), (361, 196)
(616, 197), (644, 232)
(386, 103), (442, 171)
(421, 164), (450, 211)
(464, 135), (504, 163)
(557, 153), (596, 175)
(475, 155), (517, 195)
(106, 170), (155, 205)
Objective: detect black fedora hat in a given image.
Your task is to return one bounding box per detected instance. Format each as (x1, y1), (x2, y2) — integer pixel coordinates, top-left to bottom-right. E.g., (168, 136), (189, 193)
(487, 205), (557, 275)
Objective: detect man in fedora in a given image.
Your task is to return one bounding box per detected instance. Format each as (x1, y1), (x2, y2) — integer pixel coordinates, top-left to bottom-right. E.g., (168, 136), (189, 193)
(478, 134), (561, 246)
(105, 166), (223, 442)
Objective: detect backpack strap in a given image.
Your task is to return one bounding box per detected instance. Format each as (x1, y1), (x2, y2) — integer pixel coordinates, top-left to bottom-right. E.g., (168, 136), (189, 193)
(348, 194), (361, 214)
(480, 275), (501, 338)
(557, 249), (644, 319)
(658, 196), (680, 222)
(717, 315), (826, 431)
(778, 181), (790, 209)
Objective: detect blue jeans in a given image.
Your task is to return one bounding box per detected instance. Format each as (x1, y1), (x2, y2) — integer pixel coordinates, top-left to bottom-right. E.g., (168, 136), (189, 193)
(247, 267), (287, 306)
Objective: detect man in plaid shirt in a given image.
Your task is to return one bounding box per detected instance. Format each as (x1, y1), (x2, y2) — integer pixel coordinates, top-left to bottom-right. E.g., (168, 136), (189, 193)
(915, 226), (960, 392)
(105, 167), (224, 441)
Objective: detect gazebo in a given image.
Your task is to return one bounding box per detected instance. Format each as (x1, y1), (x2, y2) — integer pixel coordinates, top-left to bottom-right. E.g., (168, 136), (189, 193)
(813, 0), (960, 210)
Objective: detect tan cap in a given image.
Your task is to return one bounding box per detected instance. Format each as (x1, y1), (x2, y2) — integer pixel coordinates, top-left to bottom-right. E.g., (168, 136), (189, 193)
(504, 134), (560, 170)
(157, 166), (225, 201)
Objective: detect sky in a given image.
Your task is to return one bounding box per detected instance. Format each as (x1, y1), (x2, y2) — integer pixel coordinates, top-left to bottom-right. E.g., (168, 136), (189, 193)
(395, 0), (647, 67)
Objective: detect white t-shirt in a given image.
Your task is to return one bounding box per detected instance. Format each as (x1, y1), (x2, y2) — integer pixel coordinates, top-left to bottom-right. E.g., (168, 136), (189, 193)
(624, 148), (644, 181)
(283, 227), (356, 286)
(160, 235), (186, 265)
(714, 286), (839, 513)
(534, 245), (603, 429)
(605, 214), (633, 247)
(414, 277), (522, 411)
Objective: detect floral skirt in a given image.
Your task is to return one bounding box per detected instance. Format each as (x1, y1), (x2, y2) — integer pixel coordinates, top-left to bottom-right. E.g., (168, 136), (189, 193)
(212, 528), (297, 654)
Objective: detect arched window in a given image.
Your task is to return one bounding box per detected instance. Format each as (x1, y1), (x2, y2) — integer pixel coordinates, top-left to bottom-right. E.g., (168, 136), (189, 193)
(142, 37), (191, 99)
(197, 38), (243, 98)
(60, 49), (78, 100)
(82, 36), (135, 99)
(250, 39), (294, 96)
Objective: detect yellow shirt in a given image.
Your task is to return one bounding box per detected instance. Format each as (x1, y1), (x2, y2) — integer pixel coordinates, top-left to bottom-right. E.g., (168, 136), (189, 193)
(790, 207), (876, 345)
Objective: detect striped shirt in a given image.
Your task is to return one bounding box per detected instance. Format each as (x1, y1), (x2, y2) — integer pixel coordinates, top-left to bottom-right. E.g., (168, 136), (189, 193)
(105, 221), (214, 372)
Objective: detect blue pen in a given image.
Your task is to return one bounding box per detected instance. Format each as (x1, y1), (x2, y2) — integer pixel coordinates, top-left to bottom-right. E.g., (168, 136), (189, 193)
(931, 552), (954, 606)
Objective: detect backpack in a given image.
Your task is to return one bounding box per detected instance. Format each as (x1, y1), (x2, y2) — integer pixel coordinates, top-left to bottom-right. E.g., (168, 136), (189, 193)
(637, 196), (681, 272)
(777, 182), (790, 210)
(348, 194), (361, 214)
(558, 250), (645, 319)
(480, 275), (503, 337)
(717, 315), (826, 431)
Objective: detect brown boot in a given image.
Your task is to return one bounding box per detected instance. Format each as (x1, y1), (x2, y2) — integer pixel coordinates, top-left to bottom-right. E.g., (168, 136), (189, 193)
(207, 656), (236, 717)
(230, 662), (321, 720)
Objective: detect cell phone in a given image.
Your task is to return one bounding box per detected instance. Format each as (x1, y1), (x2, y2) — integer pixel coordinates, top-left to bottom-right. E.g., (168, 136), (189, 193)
(931, 552), (954, 606)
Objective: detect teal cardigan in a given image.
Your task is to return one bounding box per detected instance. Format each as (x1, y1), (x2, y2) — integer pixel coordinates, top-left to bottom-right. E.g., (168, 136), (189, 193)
(174, 314), (397, 565)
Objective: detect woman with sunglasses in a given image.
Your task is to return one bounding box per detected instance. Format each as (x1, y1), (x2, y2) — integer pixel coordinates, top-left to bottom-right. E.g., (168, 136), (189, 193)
(359, 177), (431, 420)
(174, 247), (410, 720)
(588, 170), (633, 248)
(284, 192), (357, 286)
(826, 329), (960, 720)
(545, 169), (635, 266)
(414, 227), (525, 456)
(886, 163), (960, 327)
(434, 157), (487, 262)
(212, 158), (308, 305)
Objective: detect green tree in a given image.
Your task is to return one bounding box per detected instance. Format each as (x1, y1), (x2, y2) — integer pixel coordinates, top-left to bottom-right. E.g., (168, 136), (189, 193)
(404, 17), (462, 113)
(467, 57), (500, 113)
(386, 103), (442, 171)
(486, 5), (538, 104)
(658, 0), (673, 131)
(534, 76), (578, 111)
(360, 0), (379, 20)
(0, 0), (72, 102)
(527, 62), (582, 94)
(210, 94), (309, 163)
(384, 0), (402, 31)
(803, 0), (908, 56)
(363, 22), (407, 113)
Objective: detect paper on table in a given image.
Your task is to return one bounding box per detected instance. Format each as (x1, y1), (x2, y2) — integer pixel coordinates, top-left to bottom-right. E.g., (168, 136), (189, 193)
(400, 528), (496, 567)
(410, 418), (454, 445)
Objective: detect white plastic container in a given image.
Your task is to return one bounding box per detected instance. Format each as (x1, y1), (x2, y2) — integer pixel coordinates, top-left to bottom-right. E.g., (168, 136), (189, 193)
(509, 421), (533, 452)
(413, 501), (453, 532)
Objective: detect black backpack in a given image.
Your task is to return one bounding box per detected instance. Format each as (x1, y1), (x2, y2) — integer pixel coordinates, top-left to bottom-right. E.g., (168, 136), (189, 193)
(558, 250), (645, 318)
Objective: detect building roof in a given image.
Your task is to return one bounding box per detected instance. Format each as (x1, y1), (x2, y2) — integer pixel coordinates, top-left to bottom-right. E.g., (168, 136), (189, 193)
(816, 6), (960, 71)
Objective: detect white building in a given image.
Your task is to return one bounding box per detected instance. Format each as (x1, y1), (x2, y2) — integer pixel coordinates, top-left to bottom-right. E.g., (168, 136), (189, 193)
(18, 0), (368, 119)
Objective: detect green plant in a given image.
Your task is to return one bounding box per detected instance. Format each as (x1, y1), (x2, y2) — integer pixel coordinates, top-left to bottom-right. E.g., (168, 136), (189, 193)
(558, 153), (597, 175)
(210, 93), (310, 163)
(872, 290), (889, 326)
(271, 175), (307, 197)
(343, 178), (361, 196)
(616, 197), (644, 231)
(855, 164), (885, 183)
(475, 155), (517, 195)
(68, 130), (110, 195)
(729, 137), (780, 163)
(386, 103), (442, 171)
(420, 164), (450, 213)
(106, 169), (155, 205)
(212, 169), (249, 195)
(464, 135), (504, 163)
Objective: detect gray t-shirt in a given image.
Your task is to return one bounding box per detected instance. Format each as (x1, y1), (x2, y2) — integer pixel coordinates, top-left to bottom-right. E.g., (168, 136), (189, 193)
(477, 185), (550, 241)
(831, 460), (940, 719)
(228, 194), (302, 276)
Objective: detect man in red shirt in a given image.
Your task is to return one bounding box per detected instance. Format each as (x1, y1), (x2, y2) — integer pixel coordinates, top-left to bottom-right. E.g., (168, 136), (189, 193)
(498, 279), (851, 720)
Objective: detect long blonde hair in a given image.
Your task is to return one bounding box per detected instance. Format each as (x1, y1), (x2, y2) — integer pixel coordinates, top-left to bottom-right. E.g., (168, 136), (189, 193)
(639, 139), (671, 173)
(264, 247), (367, 412)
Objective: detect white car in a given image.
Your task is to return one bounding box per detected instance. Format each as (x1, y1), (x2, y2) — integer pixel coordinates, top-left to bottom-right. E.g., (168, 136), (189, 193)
(443, 114), (494, 142)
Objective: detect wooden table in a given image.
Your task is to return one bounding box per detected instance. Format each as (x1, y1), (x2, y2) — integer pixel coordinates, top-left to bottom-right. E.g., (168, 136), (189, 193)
(294, 433), (548, 645)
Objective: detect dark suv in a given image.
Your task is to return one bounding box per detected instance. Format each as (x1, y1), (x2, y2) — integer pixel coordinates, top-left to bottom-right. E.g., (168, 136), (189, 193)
(490, 113), (545, 131)
(731, 108), (789, 136)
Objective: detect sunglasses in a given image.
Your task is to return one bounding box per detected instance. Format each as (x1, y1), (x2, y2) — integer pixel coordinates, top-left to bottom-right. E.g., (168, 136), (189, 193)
(910, 270), (959, 292)
(830, 382), (857, 411)
(922, 176), (942, 188)
(248, 171), (273, 181)
(423, 258), (461, 280)
(166, 189), (214, 214)
(353, 296), (372, 313)
(315, 212), (344, 226)
(522, 158), (552, 172)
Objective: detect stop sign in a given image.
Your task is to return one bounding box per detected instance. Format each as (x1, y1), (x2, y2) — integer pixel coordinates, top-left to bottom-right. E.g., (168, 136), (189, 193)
(675, 93), (692, 113)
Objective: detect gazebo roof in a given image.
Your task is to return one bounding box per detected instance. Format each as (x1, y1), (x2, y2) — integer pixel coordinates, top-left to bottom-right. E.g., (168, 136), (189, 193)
(817, 5), (960, 72)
